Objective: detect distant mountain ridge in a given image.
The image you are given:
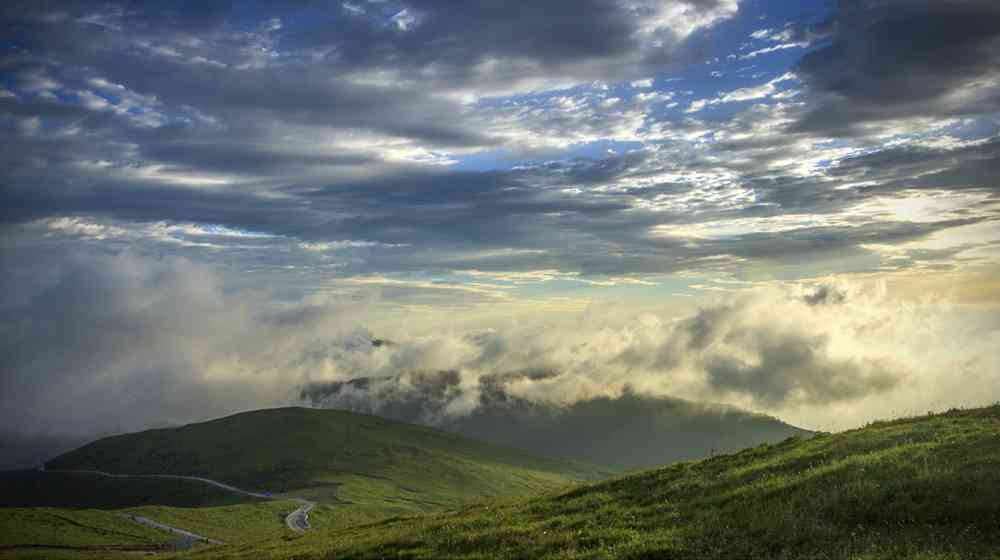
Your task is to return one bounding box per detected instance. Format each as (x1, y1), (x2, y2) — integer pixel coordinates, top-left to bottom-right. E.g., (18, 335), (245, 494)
(46, 407), (611, 514)
(301, 370), (812, 469)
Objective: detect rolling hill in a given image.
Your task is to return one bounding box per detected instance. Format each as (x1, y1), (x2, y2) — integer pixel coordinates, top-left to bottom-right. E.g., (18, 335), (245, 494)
(45, 407), (611, 512)
(200, 404), (1000, 559)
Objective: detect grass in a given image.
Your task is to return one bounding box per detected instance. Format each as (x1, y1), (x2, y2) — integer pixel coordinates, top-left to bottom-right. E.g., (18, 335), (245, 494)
(0, 472), (292, 558)
(124, 500), (317, 544)
(20, 405), (1000, 559)
(172, 404), (1000, 559)
(47, 407), (612, 512)
(0, 507), (173, 559)
(5, 407), (612, 558)
(0, 500), (350, 559)
(0, 499), (364, 559)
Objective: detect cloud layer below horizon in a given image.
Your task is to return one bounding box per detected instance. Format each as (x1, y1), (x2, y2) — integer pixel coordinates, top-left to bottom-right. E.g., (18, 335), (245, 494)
(2, 248), (998, 446)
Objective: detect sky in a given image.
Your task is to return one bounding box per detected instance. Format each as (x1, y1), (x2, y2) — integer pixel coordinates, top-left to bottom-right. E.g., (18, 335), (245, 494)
(2, 0), (1000, 453)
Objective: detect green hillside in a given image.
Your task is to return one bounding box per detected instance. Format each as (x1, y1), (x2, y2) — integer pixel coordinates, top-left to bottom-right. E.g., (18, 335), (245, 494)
(124, 500), (328, 544)
(0, 500), (326, 560)
(46, 407), (611, 512)
(200, 404), (1000, 560)
(0, 507), (171, 549)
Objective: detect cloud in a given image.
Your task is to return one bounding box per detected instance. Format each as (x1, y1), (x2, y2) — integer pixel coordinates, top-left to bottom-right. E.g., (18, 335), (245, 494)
(1, 240), (998, 469)
(2, 0), (998, 286)
(0, 244), (382, 441)
(802, 284), (847, 306)
(698, 318), (898, 407)
(2, 0), (1000, 465)
(685, 72), (797, 112)
(792, 0), (1000, 135)
(290, 0), (740, 90)
(303, 280), (999, 428)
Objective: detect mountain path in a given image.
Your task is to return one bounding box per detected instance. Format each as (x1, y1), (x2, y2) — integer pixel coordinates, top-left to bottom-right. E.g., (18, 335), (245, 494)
(285, 498), (314, 531)
(120, 513), (225, 545)
(40, 467), (318, 543)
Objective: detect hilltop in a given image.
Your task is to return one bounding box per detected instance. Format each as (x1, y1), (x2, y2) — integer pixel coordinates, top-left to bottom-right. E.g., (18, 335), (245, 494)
(211, 404), (1000, 559)
(46, 407), (611, 513)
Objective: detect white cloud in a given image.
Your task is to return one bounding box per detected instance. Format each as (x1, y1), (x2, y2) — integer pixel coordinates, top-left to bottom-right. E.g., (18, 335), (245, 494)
(749, 27), (794, 42)
(741, 42), (809, 59)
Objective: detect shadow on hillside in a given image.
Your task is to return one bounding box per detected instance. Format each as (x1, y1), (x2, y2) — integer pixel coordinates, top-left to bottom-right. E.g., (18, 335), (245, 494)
(0, 470), (263, 509)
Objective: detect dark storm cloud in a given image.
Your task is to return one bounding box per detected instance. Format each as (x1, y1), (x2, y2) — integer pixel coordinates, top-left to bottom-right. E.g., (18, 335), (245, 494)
(285, 0), (738, 84)
(94, 63), (494, 147)
(294, 167), (635, 248)
(717, 220), (980, 260)
(827, 139), (1000, 195)
(1, 59), (493, 150)
(5, 0), (732, 75)
(3, 138), (988, 279)
(139, 142), (378, 175)
(1, 0), (734, 153)
(792, 0), (1000, 135)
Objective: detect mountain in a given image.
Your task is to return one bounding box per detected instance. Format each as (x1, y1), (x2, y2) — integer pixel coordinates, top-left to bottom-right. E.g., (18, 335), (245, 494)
(295, 404), (1000, 559)
(45, 407), (610, 512)
(302, 371), (811, 468)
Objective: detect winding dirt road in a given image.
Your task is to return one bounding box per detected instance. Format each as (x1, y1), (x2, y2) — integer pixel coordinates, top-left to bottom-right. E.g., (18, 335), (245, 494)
(120, 513), (225, 545)
(41, 466), (318, 541)
(284, 498), (314, 531)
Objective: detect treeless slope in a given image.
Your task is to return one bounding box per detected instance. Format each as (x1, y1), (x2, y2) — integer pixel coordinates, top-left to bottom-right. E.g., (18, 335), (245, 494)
(289, 405), (1000, 559)
(47, 407), (611, 512)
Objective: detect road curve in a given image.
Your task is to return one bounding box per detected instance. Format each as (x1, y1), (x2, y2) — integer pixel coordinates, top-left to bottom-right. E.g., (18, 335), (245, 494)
(284, 498), (314, 532)
(41, 466), (317, 538)
(120, 513), (225, 545)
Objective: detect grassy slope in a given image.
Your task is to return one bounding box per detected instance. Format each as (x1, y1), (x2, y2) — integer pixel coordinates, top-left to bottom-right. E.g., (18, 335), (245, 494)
(47, 407), (612, 512)
(0, 472), (298, 558)
(184, 404), (1000, 559)
(4, 407), (609, 558)
(0, 500), (333, 560)
(124, 500), (316, 543)
(0, 507), (172, 558)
